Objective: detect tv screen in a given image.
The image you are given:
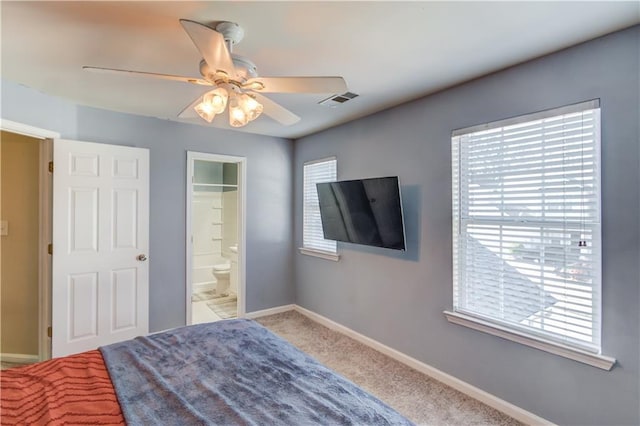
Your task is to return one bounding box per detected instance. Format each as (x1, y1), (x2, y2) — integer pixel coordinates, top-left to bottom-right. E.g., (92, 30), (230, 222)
(316, 176), (406, 251)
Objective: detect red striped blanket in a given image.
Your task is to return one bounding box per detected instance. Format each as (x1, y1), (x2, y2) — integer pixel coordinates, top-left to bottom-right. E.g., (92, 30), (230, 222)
(0, 350), (124, 425)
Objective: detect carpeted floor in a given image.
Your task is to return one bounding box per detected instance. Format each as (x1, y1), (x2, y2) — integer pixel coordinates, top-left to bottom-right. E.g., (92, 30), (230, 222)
(255, 310), (523, 426)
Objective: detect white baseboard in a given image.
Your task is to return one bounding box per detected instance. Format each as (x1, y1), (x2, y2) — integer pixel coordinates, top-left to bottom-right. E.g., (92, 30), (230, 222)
(292, 305), (554, 426)
(244, 304), (296, 319)
(1, 353), (39, 364)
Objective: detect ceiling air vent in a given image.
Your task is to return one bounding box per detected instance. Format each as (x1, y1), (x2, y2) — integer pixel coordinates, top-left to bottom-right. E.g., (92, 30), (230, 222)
(319, 91), (359, 107)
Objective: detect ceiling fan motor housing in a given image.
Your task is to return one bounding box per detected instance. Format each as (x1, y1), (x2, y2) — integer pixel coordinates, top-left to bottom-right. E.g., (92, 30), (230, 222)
(215, 21), (244, 46)
(199, 55), (257, 83)
(231, 55), (258, 80)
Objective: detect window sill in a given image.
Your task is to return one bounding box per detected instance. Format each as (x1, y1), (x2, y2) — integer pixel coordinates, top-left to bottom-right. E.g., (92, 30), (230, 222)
(443, 310), (616, 371)
(299, 247), (340, 262)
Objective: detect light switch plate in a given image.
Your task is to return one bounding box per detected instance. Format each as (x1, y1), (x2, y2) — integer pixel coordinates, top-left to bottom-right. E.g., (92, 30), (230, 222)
(0, 220), (8, 236)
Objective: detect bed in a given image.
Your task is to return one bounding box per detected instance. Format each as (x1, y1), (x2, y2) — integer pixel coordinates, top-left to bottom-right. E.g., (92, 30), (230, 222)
(1, 318), (413, 425)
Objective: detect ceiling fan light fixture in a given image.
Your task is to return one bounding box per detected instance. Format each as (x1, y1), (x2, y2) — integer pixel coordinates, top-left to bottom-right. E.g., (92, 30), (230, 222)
(206, 87), (229, 114)
(228, 95), (249, 127)
(194, 103), (216, 123)
(195, 87), (228, 116)
(240, 93), (263, 122)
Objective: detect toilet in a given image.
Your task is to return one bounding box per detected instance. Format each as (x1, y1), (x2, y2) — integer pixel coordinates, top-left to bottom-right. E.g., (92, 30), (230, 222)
(212, 263), (231, 296)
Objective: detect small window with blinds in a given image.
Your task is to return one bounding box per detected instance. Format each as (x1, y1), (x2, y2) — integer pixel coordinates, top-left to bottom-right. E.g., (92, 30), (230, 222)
(451, 100), (602, 354)
(303, 158), (337, 255)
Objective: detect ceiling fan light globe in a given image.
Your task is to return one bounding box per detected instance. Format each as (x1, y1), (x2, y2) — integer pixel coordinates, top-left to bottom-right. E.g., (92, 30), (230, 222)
(194, 104), (216, 123)
(229, 96), (249, 127)
(229, 107), (248, 127)
(203, 87), (229, 114)
(196, 111), (216, 123)
(248, 108), (262, 122)
(241, 94), (263, 121)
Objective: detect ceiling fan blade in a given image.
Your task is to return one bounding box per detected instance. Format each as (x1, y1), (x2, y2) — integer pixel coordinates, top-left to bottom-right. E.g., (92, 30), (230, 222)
(178, 95), (203, 119)
(83, 66), (211, 86)
(243, 77), (347, 94)
(252, 93), (300, 126)
(179, 19), (235, 77)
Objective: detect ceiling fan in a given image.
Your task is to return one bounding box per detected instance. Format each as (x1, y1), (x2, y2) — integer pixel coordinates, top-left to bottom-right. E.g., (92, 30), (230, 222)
(84, 19), (348, 128)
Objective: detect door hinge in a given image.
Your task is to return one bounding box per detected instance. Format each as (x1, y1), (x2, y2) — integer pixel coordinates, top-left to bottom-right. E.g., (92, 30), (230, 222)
(47, 326), (52, 338)
(48, 161), (54, 173)
(48, 243), (53, 255)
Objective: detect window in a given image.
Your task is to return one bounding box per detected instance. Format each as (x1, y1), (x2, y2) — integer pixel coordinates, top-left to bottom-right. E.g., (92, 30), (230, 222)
(449, 100), (611, 366)
(302, 157), (337, 258)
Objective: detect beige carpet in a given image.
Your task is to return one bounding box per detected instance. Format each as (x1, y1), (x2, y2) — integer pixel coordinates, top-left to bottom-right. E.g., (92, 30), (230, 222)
(256, 310), (523, 426)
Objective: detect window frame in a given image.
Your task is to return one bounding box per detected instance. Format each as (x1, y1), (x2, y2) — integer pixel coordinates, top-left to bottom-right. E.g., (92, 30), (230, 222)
(445, 100), (615, 370)
(300, 157), (339, 261)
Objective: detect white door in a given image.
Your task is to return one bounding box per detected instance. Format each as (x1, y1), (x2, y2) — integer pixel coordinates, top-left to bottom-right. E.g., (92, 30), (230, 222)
(52, 139), (149, 357)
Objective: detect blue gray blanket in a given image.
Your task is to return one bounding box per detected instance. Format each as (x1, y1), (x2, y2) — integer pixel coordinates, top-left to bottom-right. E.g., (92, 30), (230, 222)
(100, 319), (413, 425)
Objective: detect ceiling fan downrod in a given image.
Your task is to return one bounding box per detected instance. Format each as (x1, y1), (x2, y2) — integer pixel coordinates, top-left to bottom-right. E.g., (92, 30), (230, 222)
(215, 21), (244, 53)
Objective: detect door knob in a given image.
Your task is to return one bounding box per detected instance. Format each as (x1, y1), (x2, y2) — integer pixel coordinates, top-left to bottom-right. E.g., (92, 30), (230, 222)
(137, 254), (148, 262)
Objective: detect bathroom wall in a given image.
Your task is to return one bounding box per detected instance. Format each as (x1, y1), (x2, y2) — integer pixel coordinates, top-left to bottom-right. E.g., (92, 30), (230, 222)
(222, 162), (238, 258)
(0, 131), (40, 356)
(221, 188), (238, 258)
(191, 190), (223, 287)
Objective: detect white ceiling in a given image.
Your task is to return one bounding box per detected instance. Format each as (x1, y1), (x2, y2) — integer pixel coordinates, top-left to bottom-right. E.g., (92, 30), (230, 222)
(2, 1), (638, 139)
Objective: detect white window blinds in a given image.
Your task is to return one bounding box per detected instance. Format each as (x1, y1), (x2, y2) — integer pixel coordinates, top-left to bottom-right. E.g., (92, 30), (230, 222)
(452, 100), (602, 353)
(303, 158), (337, 253)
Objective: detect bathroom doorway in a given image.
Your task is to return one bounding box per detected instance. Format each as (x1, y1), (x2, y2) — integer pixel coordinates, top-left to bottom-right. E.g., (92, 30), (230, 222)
(186, 152), (245, 325)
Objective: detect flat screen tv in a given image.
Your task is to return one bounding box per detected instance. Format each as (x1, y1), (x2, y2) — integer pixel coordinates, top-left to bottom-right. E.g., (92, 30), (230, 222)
(316, 176), (406, 251)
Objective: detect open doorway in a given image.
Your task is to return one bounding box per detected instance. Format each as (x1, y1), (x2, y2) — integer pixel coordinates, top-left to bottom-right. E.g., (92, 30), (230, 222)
(186, 152), (245, 325)
(0, 126), (53, 367)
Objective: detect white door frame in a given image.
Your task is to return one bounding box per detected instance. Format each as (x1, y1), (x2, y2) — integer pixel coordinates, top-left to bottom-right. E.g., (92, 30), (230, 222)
(1, 119), (59, 361)
(186, 151), (246, 324)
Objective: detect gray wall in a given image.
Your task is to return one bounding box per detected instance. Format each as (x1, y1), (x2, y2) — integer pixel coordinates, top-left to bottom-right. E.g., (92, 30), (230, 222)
(293, 26), (639, 425)
(1, 81), (295, 332)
